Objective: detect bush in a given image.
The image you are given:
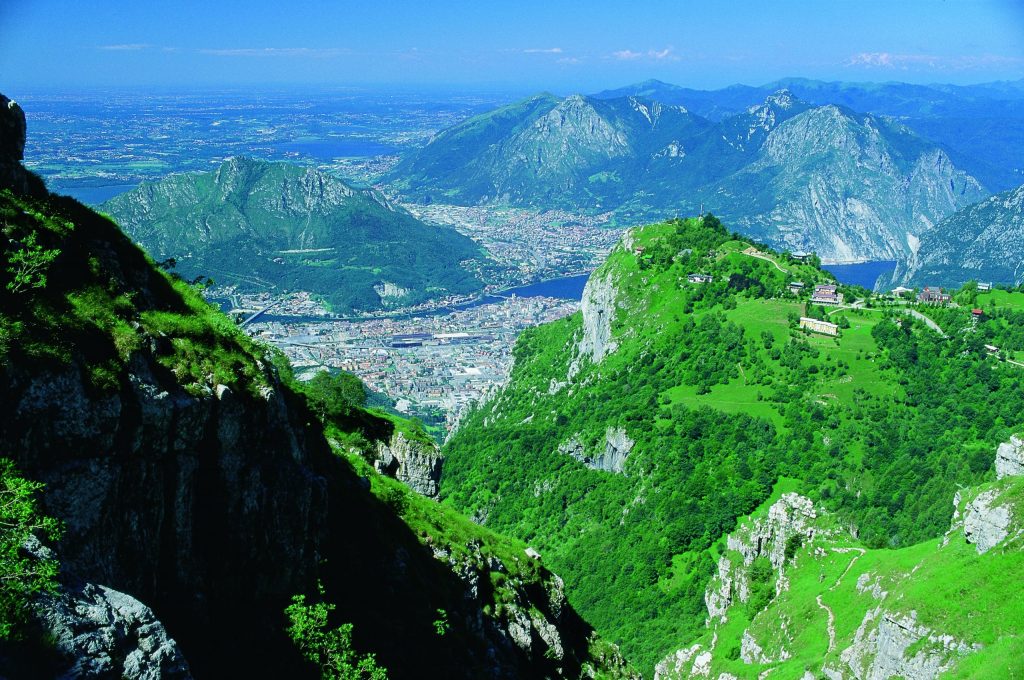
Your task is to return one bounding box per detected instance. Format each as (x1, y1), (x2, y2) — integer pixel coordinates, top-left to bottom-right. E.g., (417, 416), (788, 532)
(285, 586), (388, 680)
(0, 459), (62, 639)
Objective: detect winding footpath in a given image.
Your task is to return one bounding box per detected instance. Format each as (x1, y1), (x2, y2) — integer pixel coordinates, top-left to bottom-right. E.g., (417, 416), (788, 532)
(816, 547), (868, 654)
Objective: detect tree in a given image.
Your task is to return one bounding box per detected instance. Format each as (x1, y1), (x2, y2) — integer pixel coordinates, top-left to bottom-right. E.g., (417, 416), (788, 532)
(5, 232), (60, 294)
(285, 586), (388, 680)
(303, 371), (368, 421)
(0, 458), (62, 639)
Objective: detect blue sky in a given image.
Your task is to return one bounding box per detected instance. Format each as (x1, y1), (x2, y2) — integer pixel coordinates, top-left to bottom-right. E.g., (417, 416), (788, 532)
(2, 0), (1023, 92)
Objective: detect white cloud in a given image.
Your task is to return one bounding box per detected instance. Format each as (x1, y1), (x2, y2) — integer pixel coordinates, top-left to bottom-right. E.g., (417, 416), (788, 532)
(98, 43), (152, 51)
(523, 47), (563, 54)
(845, 51), (1024, 70)
(611, 47), (677, 61)
(199, 47), (348, 58)
(612, 49), (643, 60)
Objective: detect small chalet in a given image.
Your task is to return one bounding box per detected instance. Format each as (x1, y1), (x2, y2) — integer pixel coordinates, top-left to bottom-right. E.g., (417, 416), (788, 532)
(810, 284), (843, 305)
(788, 281), (805, 294)
(978, 282), (992, 292)
(632, 246), (646, 257)
(791, 251), (810, 262)
(918, 287), (951, 305)
(688, 273), (714, 284)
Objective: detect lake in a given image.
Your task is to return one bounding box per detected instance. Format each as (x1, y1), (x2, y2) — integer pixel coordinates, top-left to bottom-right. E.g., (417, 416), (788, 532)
(232, 273), (592, 325)
(822, 261), (897, 290)
(56, 184), (138, 205)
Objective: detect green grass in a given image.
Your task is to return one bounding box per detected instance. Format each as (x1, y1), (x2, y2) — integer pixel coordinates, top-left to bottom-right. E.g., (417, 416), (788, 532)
(683, 476), (1024, 679)
(977, 289), (1024, 312)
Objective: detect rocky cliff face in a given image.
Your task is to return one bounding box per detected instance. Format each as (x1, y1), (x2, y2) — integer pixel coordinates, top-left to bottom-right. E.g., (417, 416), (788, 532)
(568, 268), (619, 380)
(374, 431), (444, 497)
(0, 94), (44, 196)
(3, 340), (329, 676)
(889, 184), (1024, 288)
(720, 106), (987, 262)
(556, 427), (635, 474)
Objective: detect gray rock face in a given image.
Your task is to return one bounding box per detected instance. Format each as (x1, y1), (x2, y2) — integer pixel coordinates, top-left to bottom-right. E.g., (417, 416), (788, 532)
(0, 92), (44, 196)
(961, 489), (1011, 554)
(996, 435), (1024, 479)
(840, 609), (976, 680)
(557, 427), (634, 474)
(34, 580), (192, 679)
(374, 430), (444, 497)
(2, 351), (328, 673)
(727, 106), (986, 263)
(890, 184), (1024, 288)
(1, 94), (26, 162)
(569, 270), (618, 379)
(726, 492), (817, 571)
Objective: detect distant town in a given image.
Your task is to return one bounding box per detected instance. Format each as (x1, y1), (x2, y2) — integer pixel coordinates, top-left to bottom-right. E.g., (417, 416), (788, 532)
(225, 288), (580, 434)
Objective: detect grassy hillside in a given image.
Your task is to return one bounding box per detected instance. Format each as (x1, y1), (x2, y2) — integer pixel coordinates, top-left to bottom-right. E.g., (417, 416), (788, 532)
(440, 216), (1024, 674)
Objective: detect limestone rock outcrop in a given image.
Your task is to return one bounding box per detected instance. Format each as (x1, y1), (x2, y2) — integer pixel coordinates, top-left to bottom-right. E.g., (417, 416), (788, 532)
(960, 488), (1011, 554)
(837, 609), (976, 680)
(557, 427), (635, 474)
(374, 430), (444, 497)
(1, 95), (26, 162)
(569, 270), (618, 379)
(34, 579), (192, 679)
(996, 435), (1024, 479)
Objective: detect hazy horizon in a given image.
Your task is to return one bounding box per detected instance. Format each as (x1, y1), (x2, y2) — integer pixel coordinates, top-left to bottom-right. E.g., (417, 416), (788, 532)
(2, 0), (1022, 93)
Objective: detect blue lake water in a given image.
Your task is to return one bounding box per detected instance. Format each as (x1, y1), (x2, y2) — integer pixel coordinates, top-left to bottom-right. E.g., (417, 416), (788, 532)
(56, 184), (138, 205)
(461, 273), (590, 309)
(237, 273), (592, 325)
(822, 261), (897, 290)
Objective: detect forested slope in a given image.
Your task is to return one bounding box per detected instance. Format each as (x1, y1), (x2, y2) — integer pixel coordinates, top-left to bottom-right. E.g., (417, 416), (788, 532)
(441, 216), (1024, 674)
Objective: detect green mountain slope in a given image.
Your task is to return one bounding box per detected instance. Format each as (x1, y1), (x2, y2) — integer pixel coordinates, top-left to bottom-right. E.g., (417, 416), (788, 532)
(440, 216), (1024, 675)
(0, 101), (634, 679)
(390, 92), (986, 262)
(656, 439), (1024, 679)
(101, 156), (486, 312)
(390, 93), (712, 210)
(890, 183), (1024, 288)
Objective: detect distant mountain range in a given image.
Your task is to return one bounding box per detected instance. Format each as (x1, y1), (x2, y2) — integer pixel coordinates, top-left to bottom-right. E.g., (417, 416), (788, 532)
(593, 77), (1024, 192)
(102, 157), (487, 312)
(390, 90), (986, 262)
(889, 183), (1024, 288)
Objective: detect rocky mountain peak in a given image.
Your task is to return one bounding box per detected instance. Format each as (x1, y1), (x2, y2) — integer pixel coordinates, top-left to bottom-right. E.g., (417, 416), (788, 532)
(763, 88), (798, 110)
